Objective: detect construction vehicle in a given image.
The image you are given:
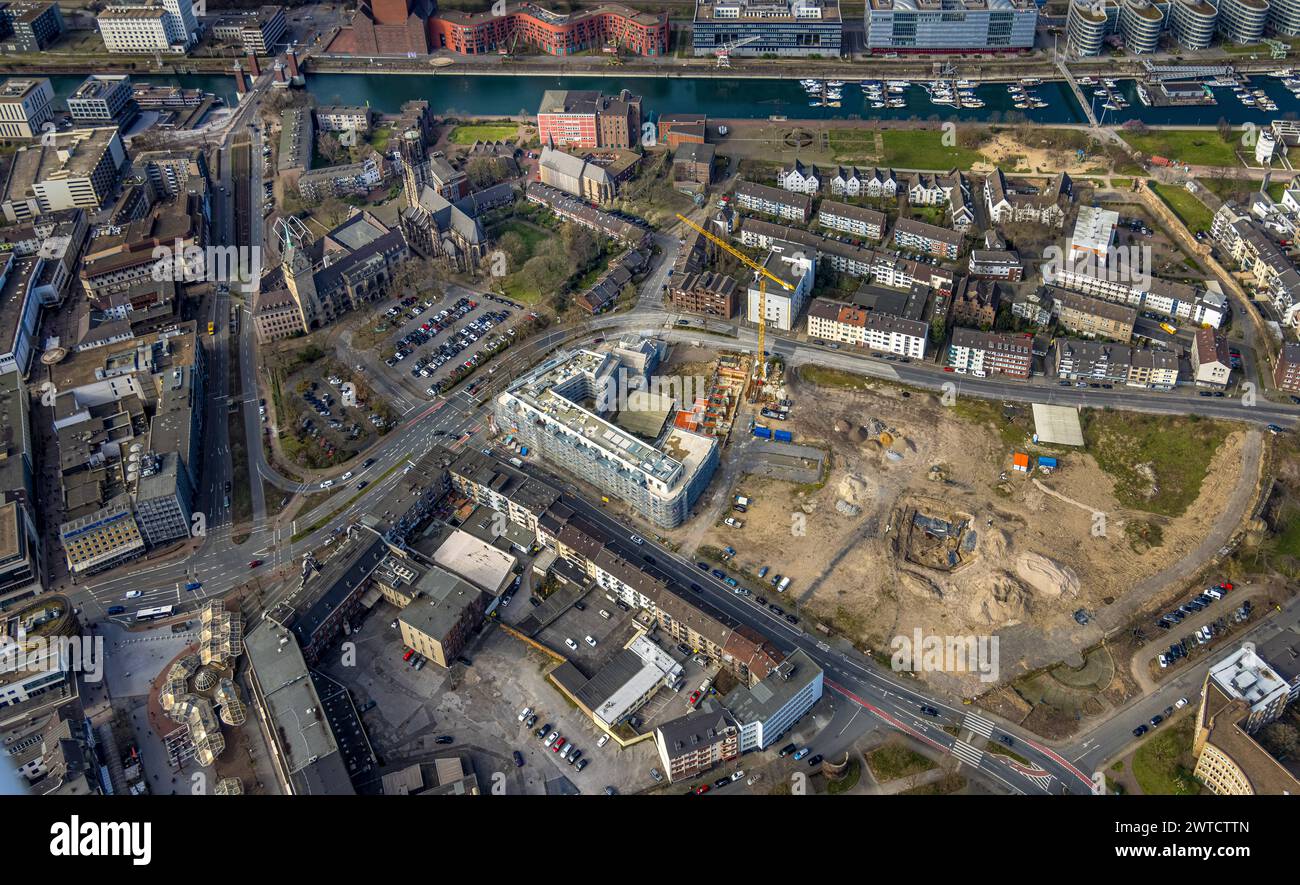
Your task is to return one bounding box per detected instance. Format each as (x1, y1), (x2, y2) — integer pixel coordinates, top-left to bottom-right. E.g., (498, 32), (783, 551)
(674, 213), (794, 392)
(715, 35), (761, 67)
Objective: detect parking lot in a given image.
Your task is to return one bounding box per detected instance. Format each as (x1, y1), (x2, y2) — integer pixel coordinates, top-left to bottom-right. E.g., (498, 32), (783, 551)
(1153, 580), (1254, 672)
(380, 287), (526, 395)
(285, 368), (394, 468)
(318, 600), (660, 794)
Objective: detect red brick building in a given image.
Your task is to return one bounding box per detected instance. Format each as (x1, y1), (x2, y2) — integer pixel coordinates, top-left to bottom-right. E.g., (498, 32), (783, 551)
(428, 3), (667, 56)
(537, 88), (641, 150)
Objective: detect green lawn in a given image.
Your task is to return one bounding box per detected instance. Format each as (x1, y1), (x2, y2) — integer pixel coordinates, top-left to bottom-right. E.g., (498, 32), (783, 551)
(1081, 410), (1231, 517)
(825, 758), (862, 794)
(1131, 718), (1199, 795)
(827, 128), (983, 170)
(448, 123), (520, 145)
(799, 365), (874, 391)
(1151, 182), (1216, 235)
(1119, 130), (1242, 167)
(866, 743), (936, 781)
(880, 130), (983, 170)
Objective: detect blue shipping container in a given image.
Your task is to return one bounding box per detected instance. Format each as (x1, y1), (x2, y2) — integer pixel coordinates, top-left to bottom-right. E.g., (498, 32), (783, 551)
(774, 429), (793, 442)
(752, 426), (772, 439)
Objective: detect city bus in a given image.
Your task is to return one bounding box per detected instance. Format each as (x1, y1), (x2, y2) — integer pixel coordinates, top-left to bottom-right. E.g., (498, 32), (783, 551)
(207, 321), (216, 336)
(135, 605), (175, 622)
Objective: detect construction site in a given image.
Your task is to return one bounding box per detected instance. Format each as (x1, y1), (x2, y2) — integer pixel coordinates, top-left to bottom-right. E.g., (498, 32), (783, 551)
(682, 366), (1259, 694)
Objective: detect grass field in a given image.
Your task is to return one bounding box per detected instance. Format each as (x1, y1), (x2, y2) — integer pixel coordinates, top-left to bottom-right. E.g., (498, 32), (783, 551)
(448, 123), (520, 145)
(1119, 130), (1242, 168)
(1131, 717), (1199, 795)
(1151, 182), (1216, 235)
(828, 129), (983, 170)
(1081, 411), (1231, 517)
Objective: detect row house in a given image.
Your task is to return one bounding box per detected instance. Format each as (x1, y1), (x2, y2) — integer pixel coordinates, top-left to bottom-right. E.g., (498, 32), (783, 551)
(984, 168), (1071, 228)
(831, 166), (898, 199)
(777, 159), (820, 195)
(907, 170), (964, 206)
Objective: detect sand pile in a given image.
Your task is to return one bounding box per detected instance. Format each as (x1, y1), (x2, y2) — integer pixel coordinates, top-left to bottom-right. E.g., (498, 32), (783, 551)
(1015, 552), (1080, 598)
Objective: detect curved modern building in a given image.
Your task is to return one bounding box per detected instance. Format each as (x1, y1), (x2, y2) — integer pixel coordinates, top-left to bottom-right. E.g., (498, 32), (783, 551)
(1268, 0), (1300, 35)
(1217, 0), (1269, 43)
(1065, 0), (1117, 55)
(428, 3), (669, 56)
(1168, 0), (1218, 49)
(1118, 0), (1163, 52)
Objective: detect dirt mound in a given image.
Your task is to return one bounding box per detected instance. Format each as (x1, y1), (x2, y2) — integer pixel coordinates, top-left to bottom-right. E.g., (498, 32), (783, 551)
(963, 573), (1031, 626)
(1015, 552), (1080, 598)
(837, 474), (872, 507)
(899, 569), (943, 600)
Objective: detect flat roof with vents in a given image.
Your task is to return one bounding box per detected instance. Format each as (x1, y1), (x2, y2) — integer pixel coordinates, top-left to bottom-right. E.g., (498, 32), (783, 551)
(1031, 403), (1085, 447)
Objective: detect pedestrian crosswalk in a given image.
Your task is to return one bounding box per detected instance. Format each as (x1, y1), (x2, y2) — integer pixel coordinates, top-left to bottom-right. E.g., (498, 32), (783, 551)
(950, 740), (984, 768)
(1025, 772), (1054, 791)
(962, 712), (995, 739)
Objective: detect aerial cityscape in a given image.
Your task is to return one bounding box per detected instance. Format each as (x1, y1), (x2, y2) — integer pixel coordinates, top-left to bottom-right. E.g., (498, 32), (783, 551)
(2, 0), (1300, 840)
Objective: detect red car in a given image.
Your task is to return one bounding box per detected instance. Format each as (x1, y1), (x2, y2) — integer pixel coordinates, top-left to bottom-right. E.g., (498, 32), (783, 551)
(1218, 582), (1234, 592)
(688, 690), (702, 707)
(248, 559), (263, 568)
(693, 784), (710, 795)
(402, 648), (414, 662)
(553, 738), (566, 753)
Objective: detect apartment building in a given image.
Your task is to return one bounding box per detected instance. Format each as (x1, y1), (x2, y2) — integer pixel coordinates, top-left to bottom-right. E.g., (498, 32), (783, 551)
(1050, 287), (1137, 341)
(893, 217), (963, 260)
(1045, 252), (1227, 328)
(807, 297), (928, 358)
(984, 168), (1071, 228)
(1274, 341), (1300, 393)
(656, 708), (740, 782)
(526, 181), (650, 247)
(668, 270), (739, 318)
(1191, 327), (1232, 386)
(907, 171), (962, 206)
(817, 200), (886, 241)
(946, 328), (1033, 379)
(741, 218), (958, 288)
(494, 347), (718, 529)
(0, 76), (52, 138)
(1, 128), (127, 223)
(969, 248), (1023, 281)
(746, 242), (816, 333)
(673, 142), (716, 186)
(950, 278), (999, 328)
(733, 180), (812, 223)
(428, 3), (668, 57)
(1053, 338), (1178, 388)
(314, 105), (372, 133)
(297, 156), (384, 202)
(692, 0), (843, 58)
(866, 0), (1038, 53)
(1212, 203), (1300, 327)
(536, 89), (642, 150)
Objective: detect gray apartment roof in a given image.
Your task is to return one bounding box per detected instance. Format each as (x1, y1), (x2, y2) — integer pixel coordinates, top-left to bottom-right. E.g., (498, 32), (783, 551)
(893, 217), (963, 248)
(1257, 624), (1300, 687)
(289, 527), (390, 649)
(397, 565), (482, 641)
(656, 707), (738, 755)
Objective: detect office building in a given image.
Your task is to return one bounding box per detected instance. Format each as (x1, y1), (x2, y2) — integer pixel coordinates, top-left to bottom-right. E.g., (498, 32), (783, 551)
(97, 0), (198, 54)
(209, 5), (288, 54)
(0, 77), (52, 139)
(668, 271), (739, 318)
(494, 345), (719, 529)
(0, 2), (66, 52)
(539, 146), (617, 203)
(1065, 0), (1118, 56)
(1117, 0), (1163, 52)
(724, 650), (823, 752)
(0, 128), (127, 224)
(66, 75), (138, 128)
(865, 0), (1037, 53)
(1167, 0), (1218, 48)
(693, 0), (843, 58)
(397, 566), (487, 668)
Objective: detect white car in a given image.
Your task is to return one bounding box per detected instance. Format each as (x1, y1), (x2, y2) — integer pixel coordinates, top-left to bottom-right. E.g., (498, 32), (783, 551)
(125, 591), (142, 599)
(596, 734), (610, 748)
(630, 535), (645, 545)
(730, 770), (745, 782)
(319, 479), (334, 489)
(1157, 654), (1168, 668)
(518, 706), (533, 722)
(584, 635), (597, 647)
(565, 638), (578, 651)
(341, 471), (353, 481)
(1175, 697), (1189, 709)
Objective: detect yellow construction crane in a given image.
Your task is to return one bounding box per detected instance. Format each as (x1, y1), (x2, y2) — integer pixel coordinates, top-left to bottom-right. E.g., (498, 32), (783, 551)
(674, 213), (793, 386)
